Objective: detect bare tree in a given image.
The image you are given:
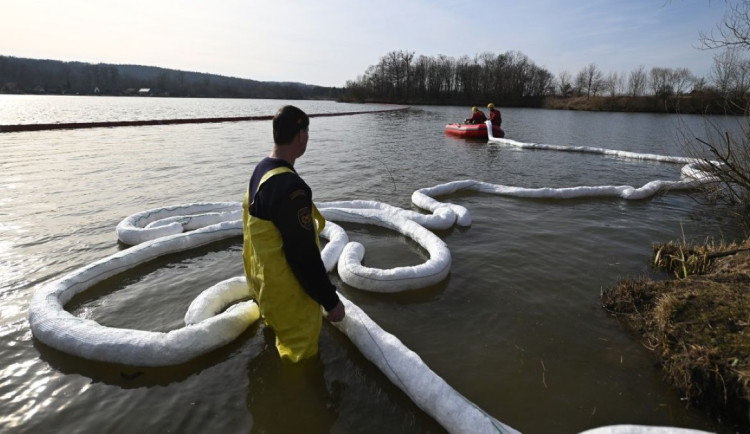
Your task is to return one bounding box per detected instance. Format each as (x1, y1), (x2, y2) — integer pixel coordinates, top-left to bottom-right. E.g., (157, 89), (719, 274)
(700, 0), (750, 50)
(576, 70), (590, 97)
(616, 71), (627, 95)
(734, 58), (750, 96)
(650, 67), (673, 96)
(411, 55), (429, 99)
(585, 63), (604, 97)
(684, 120), (750, 209)
(689, 0), (750, 213)
(628, 65), (648, 97)
(643, 66), (695, 96)
(604, 71), (623, 97)
(672, 67), (695, 95)
(575, 63), (604, 98)
(557, 70), (573, 97)
(712, 49), (736, 95)
(693, 76), (708, 92)
(712, 47), (750, 98)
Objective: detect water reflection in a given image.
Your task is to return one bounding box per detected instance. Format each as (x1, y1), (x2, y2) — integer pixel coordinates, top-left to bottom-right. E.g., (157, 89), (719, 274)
(247, 327), (338, 434)
(31, 325), (259, 389)
(3, 97), (747, 433)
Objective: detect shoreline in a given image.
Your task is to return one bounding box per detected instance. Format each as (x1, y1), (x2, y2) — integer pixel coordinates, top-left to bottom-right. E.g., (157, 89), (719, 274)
(338, 93), (749, 116)
(602, 237), (750, 431)
(540, 95), (746, 116)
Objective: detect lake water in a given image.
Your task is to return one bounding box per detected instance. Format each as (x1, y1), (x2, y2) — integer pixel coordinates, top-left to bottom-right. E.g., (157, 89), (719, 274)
(1, 95), (746, 434)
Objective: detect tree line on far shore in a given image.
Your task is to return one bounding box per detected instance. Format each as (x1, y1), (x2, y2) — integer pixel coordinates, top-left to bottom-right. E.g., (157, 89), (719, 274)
(0, 56), (342, 100)
(3, 46), (749, 116)
(341, 49), (750, 115)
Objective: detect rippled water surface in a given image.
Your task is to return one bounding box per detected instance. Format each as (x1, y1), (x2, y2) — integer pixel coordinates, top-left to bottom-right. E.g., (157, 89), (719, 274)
(1, 95), (747, 434)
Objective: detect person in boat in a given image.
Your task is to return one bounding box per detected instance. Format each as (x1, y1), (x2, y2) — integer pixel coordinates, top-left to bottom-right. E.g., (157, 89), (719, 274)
(487, 103), (502, 127)
(464, 106), (487, 124)
(242, 105), (345, 363)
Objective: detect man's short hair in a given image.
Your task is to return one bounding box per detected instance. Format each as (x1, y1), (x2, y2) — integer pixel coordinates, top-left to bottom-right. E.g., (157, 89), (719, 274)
(273, 105), (309, 145)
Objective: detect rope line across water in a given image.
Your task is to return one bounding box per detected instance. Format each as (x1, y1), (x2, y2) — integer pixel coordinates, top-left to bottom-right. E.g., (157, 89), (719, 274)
(0, 107), (408, 133)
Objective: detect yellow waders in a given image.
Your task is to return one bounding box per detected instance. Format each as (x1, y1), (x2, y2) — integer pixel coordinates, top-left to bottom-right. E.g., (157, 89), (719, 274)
(242, 166), (327, 363)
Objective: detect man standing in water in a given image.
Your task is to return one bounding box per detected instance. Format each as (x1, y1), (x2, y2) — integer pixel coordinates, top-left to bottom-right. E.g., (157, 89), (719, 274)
(242, 105), (345, 363)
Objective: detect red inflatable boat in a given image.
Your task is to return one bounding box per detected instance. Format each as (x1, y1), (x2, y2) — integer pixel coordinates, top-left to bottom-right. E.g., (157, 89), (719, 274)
(444, 122), (505, 139)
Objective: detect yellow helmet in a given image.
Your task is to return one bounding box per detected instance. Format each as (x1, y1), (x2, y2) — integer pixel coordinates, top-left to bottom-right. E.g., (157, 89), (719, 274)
(487, 103), (495, 109)
(472, 106), (478, 112)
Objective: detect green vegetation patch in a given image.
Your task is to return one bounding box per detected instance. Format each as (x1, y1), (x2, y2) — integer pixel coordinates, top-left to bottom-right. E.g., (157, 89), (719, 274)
(602, 239), (750, 430)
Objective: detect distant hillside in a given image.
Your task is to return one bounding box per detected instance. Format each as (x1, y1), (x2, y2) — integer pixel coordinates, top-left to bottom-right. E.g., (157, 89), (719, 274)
(0, 56), (342, 100)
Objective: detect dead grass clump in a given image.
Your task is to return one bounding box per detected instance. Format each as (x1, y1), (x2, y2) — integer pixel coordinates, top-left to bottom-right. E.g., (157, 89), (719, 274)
(603, 242), (750, 430)
(653, 241), (711, 278)
(652, 238), (750, 279)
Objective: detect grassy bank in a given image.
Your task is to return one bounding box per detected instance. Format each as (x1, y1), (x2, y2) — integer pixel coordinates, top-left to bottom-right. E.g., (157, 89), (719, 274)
(342, 94), (747, 115)
(542, 94), (746, 115)
(601, 238), (750, 431)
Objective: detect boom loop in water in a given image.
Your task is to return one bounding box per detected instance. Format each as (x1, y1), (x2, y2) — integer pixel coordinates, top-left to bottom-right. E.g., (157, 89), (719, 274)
(28, 126), (720, 433)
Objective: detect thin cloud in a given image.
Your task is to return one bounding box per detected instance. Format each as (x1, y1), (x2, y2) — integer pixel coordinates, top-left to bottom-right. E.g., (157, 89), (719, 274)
(0, 0), (734, 87)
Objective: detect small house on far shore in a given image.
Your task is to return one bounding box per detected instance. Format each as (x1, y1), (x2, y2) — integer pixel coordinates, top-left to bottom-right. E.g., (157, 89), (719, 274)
(137, 88), (151, 96)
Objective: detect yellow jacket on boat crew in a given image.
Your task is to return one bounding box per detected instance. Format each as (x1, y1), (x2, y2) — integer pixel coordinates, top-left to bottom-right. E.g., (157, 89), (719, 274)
(242, 160), (339, 362)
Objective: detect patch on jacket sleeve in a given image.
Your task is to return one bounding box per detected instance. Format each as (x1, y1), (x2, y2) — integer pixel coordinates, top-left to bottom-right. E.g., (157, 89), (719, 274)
(289, 189), (306, 201)
(297, 206), (313, 230)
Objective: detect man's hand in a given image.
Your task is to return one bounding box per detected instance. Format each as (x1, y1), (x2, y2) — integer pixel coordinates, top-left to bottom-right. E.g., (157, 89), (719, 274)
(326, 301), (345, 322)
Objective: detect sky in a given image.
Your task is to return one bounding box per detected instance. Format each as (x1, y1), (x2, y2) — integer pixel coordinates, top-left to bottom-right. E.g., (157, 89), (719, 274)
(0, 0), (733, 88)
